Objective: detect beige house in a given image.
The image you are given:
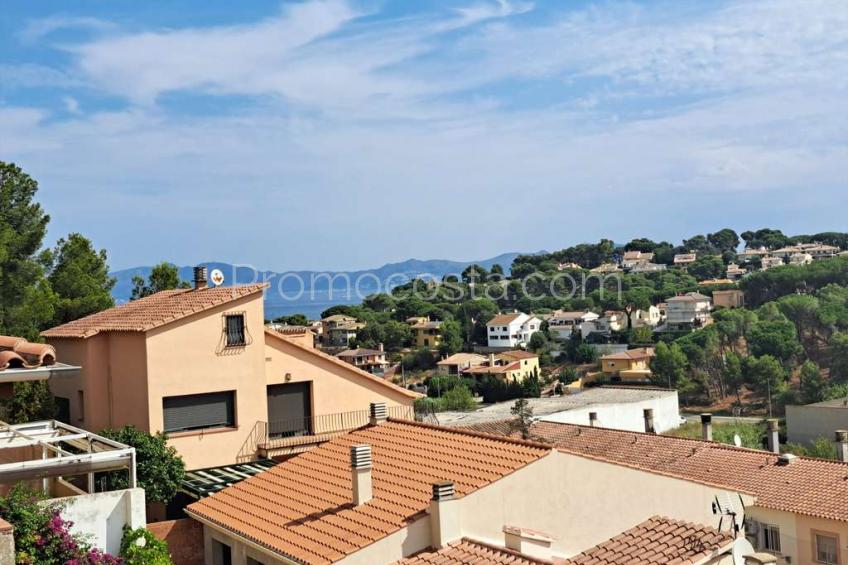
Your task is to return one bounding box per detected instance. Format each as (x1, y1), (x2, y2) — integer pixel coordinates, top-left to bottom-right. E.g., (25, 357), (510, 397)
(185, 410), (779, 565)
(436, 352), (486, 375)
(761, 256), (785, 270)
(727, 262), (747, 280)
(322, 315), (364, 348)
(463, 351), (539, 382)
(409, 319), (442, 349)
(713, 289), (746, 309)
(42, 269), (417, 470)
(584, 347), (655, 385)
(666, 292), (713, 330)
(336, 346), (389, 374)
(674, 252), (697, 265)
(620, 250), (654, 269)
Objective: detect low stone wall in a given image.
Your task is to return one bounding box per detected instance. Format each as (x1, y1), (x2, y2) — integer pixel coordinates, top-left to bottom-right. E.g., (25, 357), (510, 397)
(148, 518), (203, 565)
(0, 517), (14, 564)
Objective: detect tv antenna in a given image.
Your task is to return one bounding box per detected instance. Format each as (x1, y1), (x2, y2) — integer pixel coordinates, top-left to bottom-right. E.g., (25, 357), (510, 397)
(711, 492), (746, 535)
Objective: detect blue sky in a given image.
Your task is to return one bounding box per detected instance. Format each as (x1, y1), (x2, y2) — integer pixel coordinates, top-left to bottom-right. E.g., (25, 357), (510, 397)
(1, 0), (846, 271)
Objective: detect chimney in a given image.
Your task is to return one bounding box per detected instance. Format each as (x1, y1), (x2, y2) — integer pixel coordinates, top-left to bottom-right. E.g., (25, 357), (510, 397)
(836, 430), (848, 463)
(588, 412), (598, 427)
(350, 445), (372, 505)
(377, 342), (384, 353)
(193, 266), (208, 290)
(369, 402), (387, 426)
(503, 526), (555, 561)
(767, 419), (780, 454)
(489, 353), (496, 367)
(430, 481), (460, 549)
(643, 408), (655, 434)
(701, 413), (713, 441)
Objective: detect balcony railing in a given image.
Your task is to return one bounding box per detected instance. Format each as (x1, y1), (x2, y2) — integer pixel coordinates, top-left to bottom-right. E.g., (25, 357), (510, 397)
(257, 405), (418, 450)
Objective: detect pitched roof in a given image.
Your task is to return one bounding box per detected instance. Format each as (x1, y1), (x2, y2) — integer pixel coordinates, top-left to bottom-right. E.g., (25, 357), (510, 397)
(437, 353), (487, 366)
(264, 330), (418, 399)
(666, 292), (711, 303)
(463, 420), (848, 524)
(464, 360), (522, 375)
(562, 516), (733, 565)
(42, 284), (268, 339)
(186, 420), (550, 564)
(487, 313), (524, 326)
(337, 348), (384, 358)
(498, 350), (538, 361)
(396, 538), (551, 564)
(549, 310), (596, 321)
(601, 347), (655, 361)
(411, 321), (443, 330)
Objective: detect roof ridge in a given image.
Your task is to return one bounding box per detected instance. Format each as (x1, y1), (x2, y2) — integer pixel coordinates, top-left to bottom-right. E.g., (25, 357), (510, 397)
(388, 417), (553, 451)
(459, 538), (553, 564)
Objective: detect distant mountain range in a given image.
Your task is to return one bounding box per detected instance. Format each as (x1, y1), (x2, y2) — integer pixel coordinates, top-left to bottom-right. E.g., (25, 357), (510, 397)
(109, 252), (532, 320)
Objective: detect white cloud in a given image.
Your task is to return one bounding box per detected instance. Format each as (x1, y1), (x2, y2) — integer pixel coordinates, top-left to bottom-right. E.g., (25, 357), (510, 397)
(2, 0), (847, 269)
(18, 15), (115, 44)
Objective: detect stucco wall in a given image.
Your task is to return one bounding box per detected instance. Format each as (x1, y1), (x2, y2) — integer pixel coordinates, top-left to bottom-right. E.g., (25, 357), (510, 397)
(51, 488), (146, 555)
(146, 293), (268, 470)
(540, 392), (680, 433)
(148, 518), (204, 565)
(747, 507), (799, 565)
(794, 513), (848, 565)
(786, 404), (848, 446)
(264, 333), (414, 417)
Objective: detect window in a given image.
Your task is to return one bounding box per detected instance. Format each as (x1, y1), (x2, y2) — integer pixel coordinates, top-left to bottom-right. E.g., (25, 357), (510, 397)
(762, 524), (781, 553)
(163, 391), (235, 433)
(55, 397), (70, 424)
(77, 390), (85, 422)
(225, 314), (246, 347)
(212, 540), (232, 565)
(816, 533), (839, 564)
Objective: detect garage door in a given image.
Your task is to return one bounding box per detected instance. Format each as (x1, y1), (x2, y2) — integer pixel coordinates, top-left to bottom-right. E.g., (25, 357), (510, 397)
(267, 383), (312, 438)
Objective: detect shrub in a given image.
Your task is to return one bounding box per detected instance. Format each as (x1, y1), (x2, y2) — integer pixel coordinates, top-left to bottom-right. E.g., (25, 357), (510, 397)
(439, 385), (476, 411)
(0, 484), (122, 564)
(479, 376), (524, 404)
(120, 526), (173, 565)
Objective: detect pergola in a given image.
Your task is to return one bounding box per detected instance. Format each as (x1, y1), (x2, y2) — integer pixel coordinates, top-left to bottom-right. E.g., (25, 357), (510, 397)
(0, 420), (136, 492)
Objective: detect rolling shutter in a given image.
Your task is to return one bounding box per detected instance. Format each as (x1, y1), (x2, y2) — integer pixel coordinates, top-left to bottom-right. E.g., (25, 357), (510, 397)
(163, 391), (235, 432)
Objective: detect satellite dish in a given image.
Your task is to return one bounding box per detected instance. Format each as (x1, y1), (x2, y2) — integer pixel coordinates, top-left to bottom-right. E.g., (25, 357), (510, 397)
(731, 538), (755, 565)
(210, 269), (225, 286)
(733, 434), (742, 447)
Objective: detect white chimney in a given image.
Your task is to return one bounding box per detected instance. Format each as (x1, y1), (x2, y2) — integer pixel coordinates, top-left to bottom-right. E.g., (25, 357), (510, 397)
(701, 413), (713, 441)
(503, 526), (555, 561)
(767, 419), (780, 454)
(377, 342), (384, 353)
(588, 412), (598, 427)
(489, 353), (496, 367)
(369, 402), (387, 426)
(643, 408), (655, 434)
(836, 430), (848, 463)
(350, 445), (372, 505)
(429, 481), (460, 549)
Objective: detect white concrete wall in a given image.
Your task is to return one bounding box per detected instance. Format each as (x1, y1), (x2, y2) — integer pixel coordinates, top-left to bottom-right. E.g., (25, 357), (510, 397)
(51, 488), (146, 555)
(786, 404), (848, 446)
(540, 392), (680, 433)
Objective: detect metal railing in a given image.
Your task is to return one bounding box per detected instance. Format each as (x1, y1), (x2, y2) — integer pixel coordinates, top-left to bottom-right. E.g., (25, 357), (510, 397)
(259, 405), (416, 446)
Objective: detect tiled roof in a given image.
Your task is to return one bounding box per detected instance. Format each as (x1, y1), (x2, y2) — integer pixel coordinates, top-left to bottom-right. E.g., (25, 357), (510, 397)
(487, 313), (524, 326)
(437, 353), (486, 366)
(0, 336), (56, 370)
(396, 538), (551, 564)
(464, 360), (522, 375)
(601, 347), (655, 361)
(42, 284), (268, 338)
(666, 292), (711, 303)
(411, 321), (443, 330)
(186, 420), (549, 564)
(337, 348), (384, 358)
(498, 350), (538, 361)
(462, 420), (848, 524)
(264, 330), (419, 399)
(562, 516), (733, 565)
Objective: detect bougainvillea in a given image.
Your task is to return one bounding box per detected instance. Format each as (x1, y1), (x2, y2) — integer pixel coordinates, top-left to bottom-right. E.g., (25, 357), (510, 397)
(0, 484), (123, 564)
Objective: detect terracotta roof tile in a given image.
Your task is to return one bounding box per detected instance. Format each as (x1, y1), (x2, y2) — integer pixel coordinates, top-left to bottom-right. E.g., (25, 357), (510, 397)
(396, 538), (551, 564)
(487, 313), (524, 326)
(0, 336), (56, 371)
(460, 420), (848, 524)
(563, 516), (733, 565)
(42, 284), (268, 338)
(187, 420), (550, 564)
(601, 347), (655, 361)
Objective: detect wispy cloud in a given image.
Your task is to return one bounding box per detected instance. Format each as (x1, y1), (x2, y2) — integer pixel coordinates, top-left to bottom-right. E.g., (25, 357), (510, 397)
(1, 0), (846, 269)
(18, 15), (115, 44)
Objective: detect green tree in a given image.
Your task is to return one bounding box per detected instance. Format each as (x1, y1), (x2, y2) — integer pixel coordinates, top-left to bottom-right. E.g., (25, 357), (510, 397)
(687, 256), (725, 281)
(99, 426), (185, 504)
(47, 233), (115, 325)
(362, 293), (396, 312)
(744, 355), (786, 415)
(120, 526), (173, 564)
(747, 320), (802, 365)
(438, 319), (463, 356)
(723, 351), (745, 406)
(490, 264), (504, 276)
(528, 331), (549, 352)
(707, 229), (740, 253)
(272, 313), (309, 326)
(830, 332), (848, 381)
(799, 360), (826, 404)
(651, 342), (688, 389)
(629, 325), (654, 345)
(130, 262), (189, 300)
(509, 398), (534, 440)
(461, 264), (488, 284)
(0, 162), (52, 339)
(1, 381), (57, 424)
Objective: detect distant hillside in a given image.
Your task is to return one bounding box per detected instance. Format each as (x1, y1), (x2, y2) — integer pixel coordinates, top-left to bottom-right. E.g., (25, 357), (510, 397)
(110, 252), (532, 319)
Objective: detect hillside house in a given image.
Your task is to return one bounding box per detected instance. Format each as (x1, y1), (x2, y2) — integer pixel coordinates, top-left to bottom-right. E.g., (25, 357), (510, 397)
(463, 351), (540, 382)
(336, 346), (389, 374)
(673, 252), (697, 266)
(409, 319), (443, 349)
(436, 352), (486, 375)
(547, 310), (599, 340)
(486, 312), (541, 348)
(665, 292), (712, 330)
(620, 250), (654, 269)
(322, 314), (364, 347)
(712, 289), (746, 309)
(42, 267), (418, 469)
